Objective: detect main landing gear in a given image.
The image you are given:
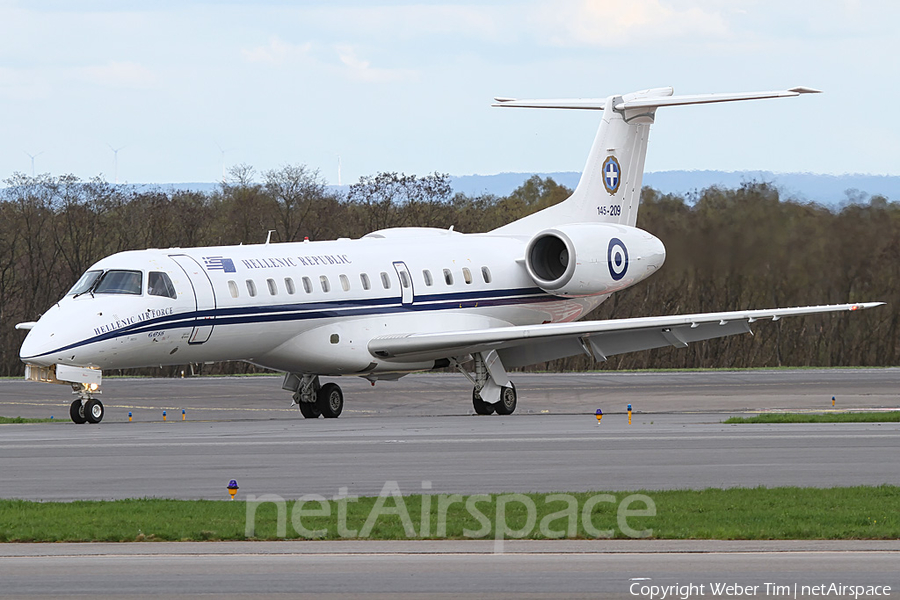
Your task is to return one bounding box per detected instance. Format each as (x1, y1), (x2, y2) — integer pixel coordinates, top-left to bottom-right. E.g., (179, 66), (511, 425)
(457, 350), (518, 416)
(283, 349), (519, 420)
(69, 383), (104, 424)
(472, 384), (517, 415)
(285, 375), (343, 419)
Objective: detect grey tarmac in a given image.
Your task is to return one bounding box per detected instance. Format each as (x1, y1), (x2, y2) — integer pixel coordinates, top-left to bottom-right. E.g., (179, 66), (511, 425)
(1, 370), (898, 598)
(1, 370), (898, 500)
(0, 541), (897, 599)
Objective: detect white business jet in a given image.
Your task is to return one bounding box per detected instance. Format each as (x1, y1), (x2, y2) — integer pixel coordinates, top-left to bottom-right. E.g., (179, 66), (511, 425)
(17, 86), (882, 424)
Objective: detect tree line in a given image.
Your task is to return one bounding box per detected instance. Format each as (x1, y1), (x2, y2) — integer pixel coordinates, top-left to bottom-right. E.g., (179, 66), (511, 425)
(0, 165), (896, 376)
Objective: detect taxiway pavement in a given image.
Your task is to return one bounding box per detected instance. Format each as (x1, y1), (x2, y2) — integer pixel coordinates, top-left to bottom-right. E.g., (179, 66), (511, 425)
(0, 541), (897, 599)
(2, 370), (898, 598)
(1, 370), (898, 500)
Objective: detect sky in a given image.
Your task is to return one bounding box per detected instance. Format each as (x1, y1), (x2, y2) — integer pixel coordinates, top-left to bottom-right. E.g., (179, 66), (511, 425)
(1, 0), (898, 186)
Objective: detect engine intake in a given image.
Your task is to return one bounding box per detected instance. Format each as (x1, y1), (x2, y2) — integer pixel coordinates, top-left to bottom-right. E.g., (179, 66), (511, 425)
(525, 223), (665, 297)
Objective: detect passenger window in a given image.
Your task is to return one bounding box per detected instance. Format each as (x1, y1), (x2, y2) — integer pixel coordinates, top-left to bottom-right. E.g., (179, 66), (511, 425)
(340, 274), (350, 292)
(228, 280), (239, 298)
(423, 270), (433, 286)
(443, 269), (453, 285)
(246, 280), (257, 297)
(481, 266), (492, 284)
(267, 278), (278, 295)
(285, 277), (296, 295)
(399, 270), (410, 288)
(148, 271), (177, 299)
(302, 277), (312, 294)
(380, 272), (391, 289)
(94, 270), (143, 295)
(68, 270), (103, 296)
(360, 273), (371, 290)
(462, 267), (472, 284)
(320, 275), (330, 293)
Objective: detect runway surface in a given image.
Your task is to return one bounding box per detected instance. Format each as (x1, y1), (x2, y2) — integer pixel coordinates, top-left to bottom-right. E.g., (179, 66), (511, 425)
(2, 370), (898, 598)
(1, 540), (898, 599)
(1, 370), (899, 500)
(2, 369), (899, 421)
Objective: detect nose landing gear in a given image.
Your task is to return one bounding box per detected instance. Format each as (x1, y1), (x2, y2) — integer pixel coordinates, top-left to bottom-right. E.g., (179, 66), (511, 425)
(69, 383), (104, 424)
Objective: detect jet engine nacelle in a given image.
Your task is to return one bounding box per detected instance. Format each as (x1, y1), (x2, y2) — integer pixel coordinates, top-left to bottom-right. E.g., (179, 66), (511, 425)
(524, 222), (666, 297)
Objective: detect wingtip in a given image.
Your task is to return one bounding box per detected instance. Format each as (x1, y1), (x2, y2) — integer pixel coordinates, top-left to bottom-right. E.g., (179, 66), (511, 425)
(850, 302), (886, 311)
(788, 86), (823, 94)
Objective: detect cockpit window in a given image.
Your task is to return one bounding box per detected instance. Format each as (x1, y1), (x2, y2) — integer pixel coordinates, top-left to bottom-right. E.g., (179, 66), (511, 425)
(94, 270), (143, 295)
(68, 270), (103, 296)
(148, 271), (177, 299)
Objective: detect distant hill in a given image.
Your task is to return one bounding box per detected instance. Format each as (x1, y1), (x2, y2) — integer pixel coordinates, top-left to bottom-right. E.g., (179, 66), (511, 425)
(119, 171), (900, 207)
(449, 171), (900, 206)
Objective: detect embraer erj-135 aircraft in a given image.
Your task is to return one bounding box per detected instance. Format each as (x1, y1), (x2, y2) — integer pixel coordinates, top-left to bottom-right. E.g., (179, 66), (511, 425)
(17, 86), (882, 424)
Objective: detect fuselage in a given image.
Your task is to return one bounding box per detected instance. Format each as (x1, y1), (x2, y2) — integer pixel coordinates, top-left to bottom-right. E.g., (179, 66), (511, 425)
(20, 227), (644, 377)
(17, 85), (835, 425)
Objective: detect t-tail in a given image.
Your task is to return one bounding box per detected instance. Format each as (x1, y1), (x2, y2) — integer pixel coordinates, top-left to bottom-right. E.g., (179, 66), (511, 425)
(491, 86), (821, 236)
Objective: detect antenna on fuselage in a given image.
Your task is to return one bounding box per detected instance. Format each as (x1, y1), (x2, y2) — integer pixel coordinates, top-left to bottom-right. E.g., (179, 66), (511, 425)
(265, 230), (276, 245)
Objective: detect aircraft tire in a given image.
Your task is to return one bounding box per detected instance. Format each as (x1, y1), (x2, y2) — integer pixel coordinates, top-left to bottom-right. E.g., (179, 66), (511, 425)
(494, 385), (517, 416)
(84, 399), (104, 424)
(472, 389), (495, 415)
(317, 383), (343, 418)
(299, 402), (321, 419)
(70, 399), (87, 424)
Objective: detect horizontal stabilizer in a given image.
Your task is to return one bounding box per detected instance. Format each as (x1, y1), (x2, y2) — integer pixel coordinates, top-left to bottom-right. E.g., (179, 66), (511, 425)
(492, 97), (607, 110)
(616, 87), (822, 110)
(492, 87), (822, 111)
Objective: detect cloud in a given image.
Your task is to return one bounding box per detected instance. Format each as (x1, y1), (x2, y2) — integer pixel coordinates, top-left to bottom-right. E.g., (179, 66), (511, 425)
(242, 36), (313, 65)
(532, 0), (730, 47)
(334, 45), (416, 83)
(75, 61), (157, 89)
(242, 35), (415, 83)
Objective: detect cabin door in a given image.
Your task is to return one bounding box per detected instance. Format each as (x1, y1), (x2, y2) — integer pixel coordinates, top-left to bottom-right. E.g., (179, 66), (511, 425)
(392, 261), (414, 306)
(169, 254), (217, 344)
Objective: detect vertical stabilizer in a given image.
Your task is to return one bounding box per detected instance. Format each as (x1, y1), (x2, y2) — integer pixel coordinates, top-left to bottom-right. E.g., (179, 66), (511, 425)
(491, 86), (819, 236)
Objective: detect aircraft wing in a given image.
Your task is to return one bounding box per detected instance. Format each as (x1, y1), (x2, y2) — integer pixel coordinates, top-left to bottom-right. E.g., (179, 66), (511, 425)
(368, 303), (883, 367)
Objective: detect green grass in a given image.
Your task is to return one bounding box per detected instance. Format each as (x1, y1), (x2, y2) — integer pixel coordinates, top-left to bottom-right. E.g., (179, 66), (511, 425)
(0, 416), (58, 424)
(724, 412), (900, 424)
(1, 486), (897, 542)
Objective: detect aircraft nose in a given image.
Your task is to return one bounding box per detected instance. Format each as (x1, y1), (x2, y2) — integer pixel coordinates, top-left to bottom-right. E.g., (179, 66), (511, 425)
(19, 322), (55, 366)
(18, 304), (72, 366)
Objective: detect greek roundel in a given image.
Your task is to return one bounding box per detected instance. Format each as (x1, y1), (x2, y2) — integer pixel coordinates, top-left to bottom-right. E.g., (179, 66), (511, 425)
(607, 237), (628, 281)
(602, 156), (621, 195)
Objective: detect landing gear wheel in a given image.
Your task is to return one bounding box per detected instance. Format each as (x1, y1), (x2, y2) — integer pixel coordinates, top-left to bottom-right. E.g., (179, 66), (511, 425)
(299, 402), (321, 419)
(84, 399), (104, 424)
(70, 399), (87, 424)
(494, 384), (517, 416)
(317, 383), (343, 419)
(472, 388), (495, 415)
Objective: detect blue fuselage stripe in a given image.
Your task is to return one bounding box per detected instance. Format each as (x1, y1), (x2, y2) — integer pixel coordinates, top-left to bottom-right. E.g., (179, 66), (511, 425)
(25, 287), (558, 359)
